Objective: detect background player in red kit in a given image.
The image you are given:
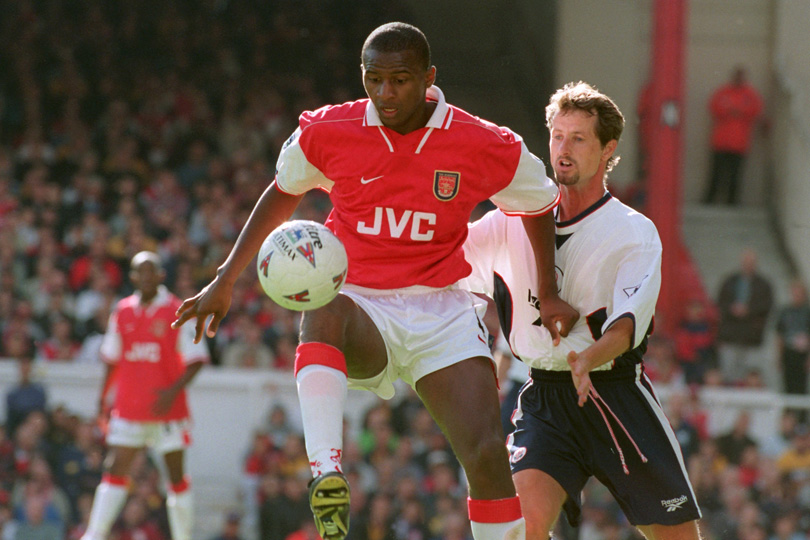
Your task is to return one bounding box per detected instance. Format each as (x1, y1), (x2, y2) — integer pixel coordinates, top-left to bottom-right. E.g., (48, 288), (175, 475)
(173, 22), (577, 540)
(82, 251), (209, 540)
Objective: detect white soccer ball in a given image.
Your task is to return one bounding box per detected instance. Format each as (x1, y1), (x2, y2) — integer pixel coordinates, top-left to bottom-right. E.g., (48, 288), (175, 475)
(257, 220), (348, 311)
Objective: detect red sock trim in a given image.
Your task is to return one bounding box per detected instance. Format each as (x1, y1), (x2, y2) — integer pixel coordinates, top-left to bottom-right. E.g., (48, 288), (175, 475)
(170, 476), (191, 494)
(467, 496), (522, 523)
(102, 473), (129, 487)
(294, 342), (347, 376)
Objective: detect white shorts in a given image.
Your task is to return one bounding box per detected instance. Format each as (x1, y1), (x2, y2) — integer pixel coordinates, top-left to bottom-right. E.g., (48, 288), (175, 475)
(106, 417), (192, 454)
(340, 284), (493, 399)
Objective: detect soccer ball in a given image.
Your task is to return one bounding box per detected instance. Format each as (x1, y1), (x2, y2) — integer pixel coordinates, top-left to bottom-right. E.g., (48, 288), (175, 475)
(256, 220), (348, 311)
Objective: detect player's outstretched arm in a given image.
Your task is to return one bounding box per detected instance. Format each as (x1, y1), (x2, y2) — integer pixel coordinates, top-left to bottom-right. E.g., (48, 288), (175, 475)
(521, 212), (579, 344)
(173, 182), (304, 342)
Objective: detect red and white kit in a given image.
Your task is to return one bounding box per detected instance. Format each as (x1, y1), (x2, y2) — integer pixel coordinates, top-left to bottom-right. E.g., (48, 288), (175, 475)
(275, 85), (560, 290)
(101, 285), (209, 424)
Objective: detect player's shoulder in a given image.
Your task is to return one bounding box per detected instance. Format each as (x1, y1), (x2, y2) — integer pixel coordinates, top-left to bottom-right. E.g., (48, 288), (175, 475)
(116, 294), (139, 312)
(448, 105), (522, 145)
(602, 196), (660, 244)
(299, 99), (367, 129)
(164, 293), (183, 311)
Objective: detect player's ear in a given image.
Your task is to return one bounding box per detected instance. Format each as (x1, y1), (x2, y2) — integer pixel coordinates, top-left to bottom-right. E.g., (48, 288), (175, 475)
(425, 66), (436, 88)
(602, 139), (618, 162)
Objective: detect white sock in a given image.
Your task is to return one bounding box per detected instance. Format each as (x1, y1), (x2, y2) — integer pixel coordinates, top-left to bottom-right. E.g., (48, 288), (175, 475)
(167, 486), (193, 540)
(296, 364), (348, 477)
(82, 480), (128, 540)
(470, 518), (525, 540)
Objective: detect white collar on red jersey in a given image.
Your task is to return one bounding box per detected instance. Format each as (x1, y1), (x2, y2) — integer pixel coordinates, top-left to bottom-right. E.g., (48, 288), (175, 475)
(135, 284), (171, 309)
(363, 85), (453, 130)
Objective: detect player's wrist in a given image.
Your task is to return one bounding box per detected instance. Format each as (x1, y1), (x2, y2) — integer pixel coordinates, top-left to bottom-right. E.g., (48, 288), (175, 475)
(215, 265), (239, 287)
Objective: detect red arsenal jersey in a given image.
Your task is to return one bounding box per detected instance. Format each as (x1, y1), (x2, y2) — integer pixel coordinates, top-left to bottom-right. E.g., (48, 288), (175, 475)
(100, 286), (210, 421)
(275, 86), (559, 289)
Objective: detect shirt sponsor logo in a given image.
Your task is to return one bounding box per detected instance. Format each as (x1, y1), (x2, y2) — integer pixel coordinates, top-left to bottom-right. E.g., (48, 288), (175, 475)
(357, 207), (436, 241)
(661, 495), (688, 512)
(433, 170), (460, 201)
(125, 342), (161, 363)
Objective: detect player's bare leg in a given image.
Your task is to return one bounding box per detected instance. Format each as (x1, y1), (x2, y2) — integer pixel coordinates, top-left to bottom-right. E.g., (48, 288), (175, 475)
(164, 449), (193, 540)
(512, 469), (568, 540)
(297, 294), (388, 540)
(81, 445), (141, 540)
(416, 357), (525, 540)
(637, 522), (703, 540)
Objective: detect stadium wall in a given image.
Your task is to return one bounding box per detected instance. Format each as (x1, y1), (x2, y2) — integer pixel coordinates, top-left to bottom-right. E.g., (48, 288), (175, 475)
(2, 360), (809, 490)
(772, 0), (810, 283)
(0, 360), (379, 491)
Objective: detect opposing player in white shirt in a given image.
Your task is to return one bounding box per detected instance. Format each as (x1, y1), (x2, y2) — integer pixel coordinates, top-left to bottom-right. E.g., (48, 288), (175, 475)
(173, 22), (578, 540)
(463, 82), (702, 540)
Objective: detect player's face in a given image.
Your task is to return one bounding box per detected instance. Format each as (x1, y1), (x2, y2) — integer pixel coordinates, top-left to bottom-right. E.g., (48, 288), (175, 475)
(130, 261), (163, 300)
(549, 110), (616, 187)
(362, 49), (436, 135)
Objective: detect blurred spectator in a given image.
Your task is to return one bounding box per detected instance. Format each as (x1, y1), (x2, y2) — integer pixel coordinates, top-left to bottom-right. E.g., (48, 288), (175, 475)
(715, 249), (774, 385)
(12, 496), (64, 540)
(263, 404), (298, 449)
(347, 491), (394, 540)
(67, 236), (123, 294)
(10, 455), (71, 533)
(35, 316), (79, 362)
(715, 410), (758, 466)
(72, 306), (111, 365)
(111, 496), (166, 540)
(208, 512), (243, 540)
(770, 511), (804, 540)
(775, 279), (810, 395)
(704, 65), (764, 205)
(390, 497), (428, 540)
(259, 475), (310, 540)
(673, 299), (716, 386)
(285, 518), (321, 540)
(4, 356), (47, 438)
(221, 315), (275, 369)
(664, 391), (702, 462)
(775, 423), (810, 477)
(760, 409), (800, 459)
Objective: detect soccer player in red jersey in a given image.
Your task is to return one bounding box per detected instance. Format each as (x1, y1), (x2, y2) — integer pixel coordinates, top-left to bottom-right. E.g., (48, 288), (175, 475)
(82, 251), (209, 540)
(173, 22), (577, 540)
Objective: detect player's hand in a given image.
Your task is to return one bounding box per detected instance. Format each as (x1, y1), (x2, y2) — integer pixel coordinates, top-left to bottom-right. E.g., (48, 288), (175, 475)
(539, 295), (579, 346)
(152, 387), (179, 416)
(567, 350), (591, 407)
(172, 276), (233, 343)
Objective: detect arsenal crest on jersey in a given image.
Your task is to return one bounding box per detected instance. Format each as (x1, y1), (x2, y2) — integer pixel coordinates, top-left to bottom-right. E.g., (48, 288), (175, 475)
(433, 170), (460, 201)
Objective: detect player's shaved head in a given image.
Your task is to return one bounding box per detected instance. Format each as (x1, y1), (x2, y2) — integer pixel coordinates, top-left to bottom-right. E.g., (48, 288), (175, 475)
(362, 22), (431, 71)
(131, 251), (163, 272)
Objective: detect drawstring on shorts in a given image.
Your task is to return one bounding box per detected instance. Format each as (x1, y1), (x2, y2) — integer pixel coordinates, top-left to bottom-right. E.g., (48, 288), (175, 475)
(587, 386), (648, 474)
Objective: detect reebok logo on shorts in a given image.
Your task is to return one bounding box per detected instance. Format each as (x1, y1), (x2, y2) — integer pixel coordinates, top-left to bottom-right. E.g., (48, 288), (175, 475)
(661, 495), (688, 512)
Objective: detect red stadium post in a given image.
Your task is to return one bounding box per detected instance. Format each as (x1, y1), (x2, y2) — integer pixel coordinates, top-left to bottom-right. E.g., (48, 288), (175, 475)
(645, 0), (689, 336)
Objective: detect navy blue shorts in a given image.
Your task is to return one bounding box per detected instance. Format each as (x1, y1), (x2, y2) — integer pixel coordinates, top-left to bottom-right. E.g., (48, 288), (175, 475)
(507, 364), (701, 527)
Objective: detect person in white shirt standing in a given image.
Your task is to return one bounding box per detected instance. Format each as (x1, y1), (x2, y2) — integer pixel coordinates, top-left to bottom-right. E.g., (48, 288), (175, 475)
(462, 82), (703, 540)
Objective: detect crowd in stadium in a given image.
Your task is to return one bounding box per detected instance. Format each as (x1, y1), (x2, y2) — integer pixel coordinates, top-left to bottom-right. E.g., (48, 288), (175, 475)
(0, 1), (808, 540)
